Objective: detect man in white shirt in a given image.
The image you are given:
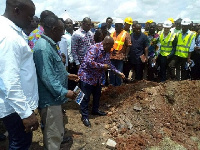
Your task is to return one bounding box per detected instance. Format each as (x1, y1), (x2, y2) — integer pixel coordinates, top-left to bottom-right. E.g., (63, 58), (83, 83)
(106, 17), (115, 34)
(59, 18), (74, 71)
(0, 0), (39, 149)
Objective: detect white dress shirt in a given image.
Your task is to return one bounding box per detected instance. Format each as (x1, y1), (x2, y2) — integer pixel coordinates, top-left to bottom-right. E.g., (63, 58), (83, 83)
(0, 16), (39, 119)
(58, 31), (73, 67)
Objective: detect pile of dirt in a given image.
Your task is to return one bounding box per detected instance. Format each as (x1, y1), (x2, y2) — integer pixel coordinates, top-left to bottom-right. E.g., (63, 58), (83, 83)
(1, 80), (200, 150)
(100, 80), (200, 150)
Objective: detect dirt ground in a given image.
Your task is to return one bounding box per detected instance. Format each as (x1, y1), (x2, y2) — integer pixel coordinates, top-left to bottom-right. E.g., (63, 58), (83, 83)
(1, 80), (200, 150)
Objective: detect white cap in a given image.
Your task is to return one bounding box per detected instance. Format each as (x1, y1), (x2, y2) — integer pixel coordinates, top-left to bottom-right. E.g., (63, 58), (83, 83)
(181, 18), (191, 25)
(115, 18), (124, 24)
(163, 20), (172, 28)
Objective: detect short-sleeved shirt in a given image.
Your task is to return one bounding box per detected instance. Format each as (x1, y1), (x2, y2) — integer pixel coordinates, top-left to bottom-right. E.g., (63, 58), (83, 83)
(110, 31), (132, 60)
(129, 32), (149, 64)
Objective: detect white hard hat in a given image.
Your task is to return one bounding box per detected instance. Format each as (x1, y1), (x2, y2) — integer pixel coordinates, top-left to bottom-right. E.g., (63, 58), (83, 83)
(163, 20), (172, 28)
(115, 18), (124, 24)
(181, 18), (191, 25)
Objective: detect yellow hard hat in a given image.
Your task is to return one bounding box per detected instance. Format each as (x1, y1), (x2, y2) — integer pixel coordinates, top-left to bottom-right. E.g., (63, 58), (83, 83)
(168, 18), (174, 23)
(124, 17), (133, 25)
(146, 19), (153, 24)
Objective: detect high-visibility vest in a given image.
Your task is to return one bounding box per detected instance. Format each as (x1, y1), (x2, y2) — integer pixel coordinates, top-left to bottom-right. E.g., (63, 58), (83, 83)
(110, 30), (127, 51)
(175, 32), (195, 58)
(160, 32), (176, 56)
(158, 30), (163, 36)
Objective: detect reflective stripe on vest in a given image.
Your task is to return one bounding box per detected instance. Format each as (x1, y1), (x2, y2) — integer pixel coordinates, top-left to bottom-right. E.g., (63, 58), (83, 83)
(175, 32), (194, 58)
(160, 32), (175, 56)
(111, 30), (127, 51)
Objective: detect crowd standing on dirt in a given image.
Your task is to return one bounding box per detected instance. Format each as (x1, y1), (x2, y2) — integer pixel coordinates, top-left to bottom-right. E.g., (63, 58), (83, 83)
(0, 0), (200, 149)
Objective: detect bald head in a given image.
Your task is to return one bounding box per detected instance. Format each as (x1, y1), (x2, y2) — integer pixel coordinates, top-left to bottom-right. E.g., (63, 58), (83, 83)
(103, 36), (114, 52)
(4, 0), (35, 29)
(6, 0), (34, 9)
(103, 36), (114, 43)
(64, 18), (73, 34)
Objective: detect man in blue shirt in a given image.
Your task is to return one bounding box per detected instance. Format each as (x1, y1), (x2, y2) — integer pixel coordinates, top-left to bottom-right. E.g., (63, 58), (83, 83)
(33, 15), (79, 150)
(129, 23), (149, 80)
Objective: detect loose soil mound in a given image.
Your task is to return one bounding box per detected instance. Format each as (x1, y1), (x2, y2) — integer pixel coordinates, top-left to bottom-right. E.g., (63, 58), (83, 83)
(101, 80), (200, 150)
(0, 80), (200, 150)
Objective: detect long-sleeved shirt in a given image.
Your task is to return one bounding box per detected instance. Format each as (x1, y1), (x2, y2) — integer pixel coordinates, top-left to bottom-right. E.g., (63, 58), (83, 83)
(78, 42), (120, 86)
(71, 28), (94, 65)
(33, 34), (69, 109)
(0, 16), (39, 119)
(58, 31), (73, 67)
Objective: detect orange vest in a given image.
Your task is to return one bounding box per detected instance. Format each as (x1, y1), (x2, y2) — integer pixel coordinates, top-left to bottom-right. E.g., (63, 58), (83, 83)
(110, 30), (127, 51)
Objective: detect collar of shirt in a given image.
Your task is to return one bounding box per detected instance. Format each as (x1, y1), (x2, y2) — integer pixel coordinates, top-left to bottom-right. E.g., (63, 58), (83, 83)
(37, 25), (44, 33)
(65, 30), (73, 35)
(79, 27), (89, 34)
(0, 16), (24, 36)
(41, 34), (56, 47)
(41, 34), (61, 55)
(181, 29), (190, 36)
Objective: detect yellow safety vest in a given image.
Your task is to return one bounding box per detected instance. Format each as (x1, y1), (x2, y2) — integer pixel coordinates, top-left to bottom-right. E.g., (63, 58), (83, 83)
(110, 30), (127, 51)
(160, 32), (176, 56)
(175, 32), (195, 58)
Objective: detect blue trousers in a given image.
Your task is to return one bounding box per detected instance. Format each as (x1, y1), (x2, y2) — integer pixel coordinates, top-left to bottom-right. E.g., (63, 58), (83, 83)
(110, 59), (123, 86)
(2, 113), (32, 150)
(80, 81), (101, 119)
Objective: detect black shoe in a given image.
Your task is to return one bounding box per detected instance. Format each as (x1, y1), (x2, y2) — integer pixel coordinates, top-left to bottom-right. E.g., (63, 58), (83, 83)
(61, 136), (73, 144)
(92, 110), (107, 116)
(0, 134), (6, 141)
(81, 118), (91, 127)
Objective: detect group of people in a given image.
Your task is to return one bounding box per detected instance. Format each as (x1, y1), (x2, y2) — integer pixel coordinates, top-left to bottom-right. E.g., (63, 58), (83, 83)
(0, 0), (200, 150)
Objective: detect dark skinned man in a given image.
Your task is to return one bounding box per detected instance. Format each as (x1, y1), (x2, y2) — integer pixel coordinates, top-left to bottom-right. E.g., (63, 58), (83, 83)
(33, 15), (79, 150)
(169, 18), (195, 80)
(110, 18), (131, 86)
(0, 0), (39, 149)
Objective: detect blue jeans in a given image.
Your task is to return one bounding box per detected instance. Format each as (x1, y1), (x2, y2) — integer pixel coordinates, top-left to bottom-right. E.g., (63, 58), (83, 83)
(110, 59), (123, 86)
(80, 81), (101, 119)
(2, 113), (32, 150)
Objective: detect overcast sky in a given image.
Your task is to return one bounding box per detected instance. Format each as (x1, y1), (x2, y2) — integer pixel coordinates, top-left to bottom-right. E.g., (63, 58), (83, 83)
(0, 0), (200, 23)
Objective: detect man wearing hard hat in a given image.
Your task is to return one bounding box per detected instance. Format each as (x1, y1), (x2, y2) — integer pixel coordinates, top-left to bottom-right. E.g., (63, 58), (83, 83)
(144, 19), (153, 35)
(123, 17), (133, 81)
(124, 17), (133, 34)
(110, 18), (132, 86)
(169, 18), (196, 80)
(157, 20), (177, 81)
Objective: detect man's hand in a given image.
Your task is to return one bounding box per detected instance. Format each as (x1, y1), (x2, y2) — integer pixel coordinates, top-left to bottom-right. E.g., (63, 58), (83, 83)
(66, 90), (77, 99)
(187, 58), (192, 63)
(22, 113), (39, 133)
(195, 46), (200, 51)
(103, 64), (110, 70)
(68, 74), (80, 82)
(119, 72), (125, 79)
(61, 53), (66, 65)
